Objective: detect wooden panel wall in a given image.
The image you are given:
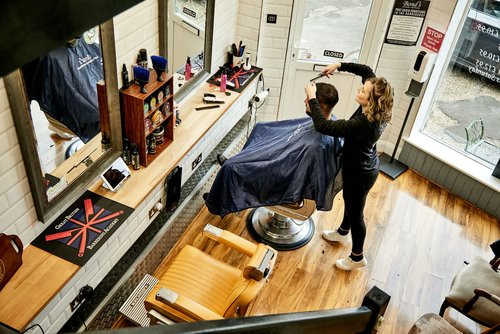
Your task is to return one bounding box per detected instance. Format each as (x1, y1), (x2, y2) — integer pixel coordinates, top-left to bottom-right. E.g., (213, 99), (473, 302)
(399, 142), (500, 218)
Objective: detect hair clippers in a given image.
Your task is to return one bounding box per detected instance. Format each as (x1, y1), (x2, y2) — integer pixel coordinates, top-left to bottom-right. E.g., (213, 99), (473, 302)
(203, 93), (225, 104)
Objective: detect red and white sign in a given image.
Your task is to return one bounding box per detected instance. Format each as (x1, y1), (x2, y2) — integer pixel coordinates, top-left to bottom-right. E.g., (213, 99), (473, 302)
(421, 27), (445, 53)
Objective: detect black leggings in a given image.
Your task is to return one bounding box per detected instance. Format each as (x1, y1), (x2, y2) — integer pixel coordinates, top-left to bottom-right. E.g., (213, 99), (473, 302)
(339, 168), (378, 255)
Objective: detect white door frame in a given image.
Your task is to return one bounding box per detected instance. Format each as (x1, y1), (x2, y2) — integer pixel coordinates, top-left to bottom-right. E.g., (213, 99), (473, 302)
(278, 0), (394, 120)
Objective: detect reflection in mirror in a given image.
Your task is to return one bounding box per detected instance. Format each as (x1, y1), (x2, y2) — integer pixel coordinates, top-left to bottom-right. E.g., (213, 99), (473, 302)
(21, 27), (109, 200)
(170, 0), (208, 93)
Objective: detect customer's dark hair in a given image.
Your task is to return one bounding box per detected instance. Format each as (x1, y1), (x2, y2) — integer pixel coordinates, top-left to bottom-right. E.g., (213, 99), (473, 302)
(316, 82), (339, 111)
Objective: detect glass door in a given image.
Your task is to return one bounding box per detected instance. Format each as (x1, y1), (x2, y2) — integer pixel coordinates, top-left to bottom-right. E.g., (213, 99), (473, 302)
(279, 0), (389, 120)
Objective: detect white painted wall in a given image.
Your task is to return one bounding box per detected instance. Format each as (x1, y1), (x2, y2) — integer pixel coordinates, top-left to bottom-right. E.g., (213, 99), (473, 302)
(0, 0), (255, 331)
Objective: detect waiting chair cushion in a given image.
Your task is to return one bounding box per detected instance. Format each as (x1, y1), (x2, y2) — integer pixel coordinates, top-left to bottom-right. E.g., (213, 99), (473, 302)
(408, 313), (461, 334)
(447, 256), (500, 325)
(147, 245), (247, 318)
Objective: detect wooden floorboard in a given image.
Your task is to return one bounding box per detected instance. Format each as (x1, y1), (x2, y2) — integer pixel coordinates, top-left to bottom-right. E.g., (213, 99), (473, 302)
(152, 170), (498, 333)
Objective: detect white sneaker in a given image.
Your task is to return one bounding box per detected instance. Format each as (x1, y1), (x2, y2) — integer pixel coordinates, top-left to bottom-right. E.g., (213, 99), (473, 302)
(335, 257), (368, 271)
(322, 229), (351, 246)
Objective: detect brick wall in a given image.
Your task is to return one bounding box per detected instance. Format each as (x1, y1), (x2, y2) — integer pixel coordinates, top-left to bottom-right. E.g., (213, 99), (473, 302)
(114, 0), (160, 81)
(254, 0), (292, 122)
(212, 0), (240, 71)
(0, 0), (255, 331)
(0, 80), (42, 245)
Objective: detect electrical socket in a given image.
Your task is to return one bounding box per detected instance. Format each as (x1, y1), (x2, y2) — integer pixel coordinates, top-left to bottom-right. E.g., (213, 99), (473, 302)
(192, 153), (202, 170)
(149, 199), (163, 219)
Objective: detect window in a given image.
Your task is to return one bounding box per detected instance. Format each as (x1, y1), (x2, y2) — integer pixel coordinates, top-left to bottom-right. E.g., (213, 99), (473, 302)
(297, 0), (373, 63)
(174, 0), (207, 28)
(420, 0), (499, 168)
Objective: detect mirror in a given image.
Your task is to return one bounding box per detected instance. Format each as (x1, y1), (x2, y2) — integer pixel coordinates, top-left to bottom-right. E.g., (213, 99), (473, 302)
(160, 0), (214, 100)
(4, 20), (122, 223)
(22, 27), (106, 201)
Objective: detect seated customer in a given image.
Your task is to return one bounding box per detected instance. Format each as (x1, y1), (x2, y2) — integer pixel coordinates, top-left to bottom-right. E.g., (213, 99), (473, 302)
(204, 83), (342, 217)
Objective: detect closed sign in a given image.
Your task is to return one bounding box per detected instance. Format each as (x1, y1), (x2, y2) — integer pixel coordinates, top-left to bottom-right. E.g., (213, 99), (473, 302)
(323, 50), (344, 59)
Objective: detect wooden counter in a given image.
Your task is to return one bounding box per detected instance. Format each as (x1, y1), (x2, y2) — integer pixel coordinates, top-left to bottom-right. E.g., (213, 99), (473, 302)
(0, 82), (246, 331)
(91, 84), (239, 208)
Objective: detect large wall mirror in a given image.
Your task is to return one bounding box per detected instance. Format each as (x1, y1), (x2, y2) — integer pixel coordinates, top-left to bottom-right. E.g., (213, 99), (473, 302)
(160, 0), (215, 101)
(4, 20), (122, 223)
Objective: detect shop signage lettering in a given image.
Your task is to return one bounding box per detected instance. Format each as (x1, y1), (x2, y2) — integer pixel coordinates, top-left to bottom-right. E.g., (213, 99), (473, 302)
(421, 27), (445, 53)
(183, 7), (196, 18)
(323, 50), (344, 59)
(466, 19), (500, 84)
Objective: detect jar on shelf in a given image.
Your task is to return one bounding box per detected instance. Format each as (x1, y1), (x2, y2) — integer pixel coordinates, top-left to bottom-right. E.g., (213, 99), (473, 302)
(151, 110), (163, 125)
(145, 118), (153, 133)
(162, 101), (170, 117)
(153, 126), (165, 145)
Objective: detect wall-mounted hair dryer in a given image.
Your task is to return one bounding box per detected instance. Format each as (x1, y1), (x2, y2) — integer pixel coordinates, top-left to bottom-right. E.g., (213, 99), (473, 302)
(254, 89), (270, 103)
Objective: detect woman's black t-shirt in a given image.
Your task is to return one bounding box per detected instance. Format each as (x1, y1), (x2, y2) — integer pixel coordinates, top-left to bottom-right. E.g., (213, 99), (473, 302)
(308, 63), (385, 173)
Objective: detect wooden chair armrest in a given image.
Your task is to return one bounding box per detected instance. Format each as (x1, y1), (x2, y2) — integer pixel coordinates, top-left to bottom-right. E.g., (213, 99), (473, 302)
(481, 324), (500, 334)
(490, 256), (500, 271)
(243, 244), (276, 281)
(463, 288), (500, 313)
(155, 287), (224, 321)
(202, 224), (257, 257)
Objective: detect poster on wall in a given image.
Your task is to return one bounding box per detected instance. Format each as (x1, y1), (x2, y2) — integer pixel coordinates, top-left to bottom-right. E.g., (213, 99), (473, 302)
(385, 0), (430, 46)
(421, 27), (445, 53)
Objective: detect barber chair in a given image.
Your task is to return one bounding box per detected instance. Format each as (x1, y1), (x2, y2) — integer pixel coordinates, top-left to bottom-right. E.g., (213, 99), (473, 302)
(44, 113), (76, 139)
(144, 224), (277, 324)
(439, 255), (500, 331)
(246, 199), (316, 251)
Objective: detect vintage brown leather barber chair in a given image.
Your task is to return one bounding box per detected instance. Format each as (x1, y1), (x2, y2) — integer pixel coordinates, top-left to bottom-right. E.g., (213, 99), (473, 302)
(144, 224), (277, 324)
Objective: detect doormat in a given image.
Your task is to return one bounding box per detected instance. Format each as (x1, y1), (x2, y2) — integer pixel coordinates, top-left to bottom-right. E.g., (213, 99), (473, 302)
(32, 190), (134, 267)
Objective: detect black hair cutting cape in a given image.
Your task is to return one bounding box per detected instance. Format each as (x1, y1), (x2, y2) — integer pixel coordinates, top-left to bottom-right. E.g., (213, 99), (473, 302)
(205, 117), (343, 217)
(30, 38), (103, 142)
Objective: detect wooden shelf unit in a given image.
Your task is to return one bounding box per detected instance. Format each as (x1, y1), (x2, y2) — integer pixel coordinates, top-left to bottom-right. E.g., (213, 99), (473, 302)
(121, 70), (174, 167)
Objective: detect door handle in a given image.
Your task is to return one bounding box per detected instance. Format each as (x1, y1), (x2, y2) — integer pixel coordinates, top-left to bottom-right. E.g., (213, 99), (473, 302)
(313, 64), (327, 72)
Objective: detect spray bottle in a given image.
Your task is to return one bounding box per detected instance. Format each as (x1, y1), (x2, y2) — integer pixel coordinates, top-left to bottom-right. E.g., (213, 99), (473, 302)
(220, 70), (227, 92)
(185, 56), (192, 81)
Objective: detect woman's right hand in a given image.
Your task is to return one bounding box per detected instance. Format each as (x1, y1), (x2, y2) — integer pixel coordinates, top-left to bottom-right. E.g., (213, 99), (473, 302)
(321, 62), (341, 76)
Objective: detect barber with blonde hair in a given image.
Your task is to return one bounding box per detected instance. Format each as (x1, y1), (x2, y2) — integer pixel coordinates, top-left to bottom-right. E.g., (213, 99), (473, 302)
(305, 62), (393, 271)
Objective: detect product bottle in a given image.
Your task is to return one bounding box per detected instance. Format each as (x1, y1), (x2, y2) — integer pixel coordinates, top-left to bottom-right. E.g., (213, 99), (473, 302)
(122, 138), (131, 165)
(121, 64), (129, 89)
(131, 143), (140, 170)
(101, 132), (111, 152)
(220, 70), (227, 92)
(148, 135), (156, 155)
(185, 56), (192, 81)
(139, 48), (148, 68)
(243, 52), (251, 71)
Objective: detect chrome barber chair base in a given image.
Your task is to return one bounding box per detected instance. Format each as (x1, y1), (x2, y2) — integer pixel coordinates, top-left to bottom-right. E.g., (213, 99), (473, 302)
(246, 207), (314, 251)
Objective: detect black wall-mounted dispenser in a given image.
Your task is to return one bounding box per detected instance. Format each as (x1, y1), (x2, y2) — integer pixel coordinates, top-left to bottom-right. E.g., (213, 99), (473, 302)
(164, 166), (182, 211)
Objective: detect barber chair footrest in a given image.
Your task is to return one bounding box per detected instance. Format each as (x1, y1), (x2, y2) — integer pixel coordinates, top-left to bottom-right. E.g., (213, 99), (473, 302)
(246, 207), (314, 251)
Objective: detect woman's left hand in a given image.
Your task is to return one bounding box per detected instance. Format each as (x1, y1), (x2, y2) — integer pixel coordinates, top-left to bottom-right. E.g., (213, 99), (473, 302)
(304, 83), (316, 100)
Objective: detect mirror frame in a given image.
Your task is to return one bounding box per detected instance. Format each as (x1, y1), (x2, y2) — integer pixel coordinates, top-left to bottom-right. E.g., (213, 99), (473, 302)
(159, 0), (215, 102)
(4, 19), (122, 223)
